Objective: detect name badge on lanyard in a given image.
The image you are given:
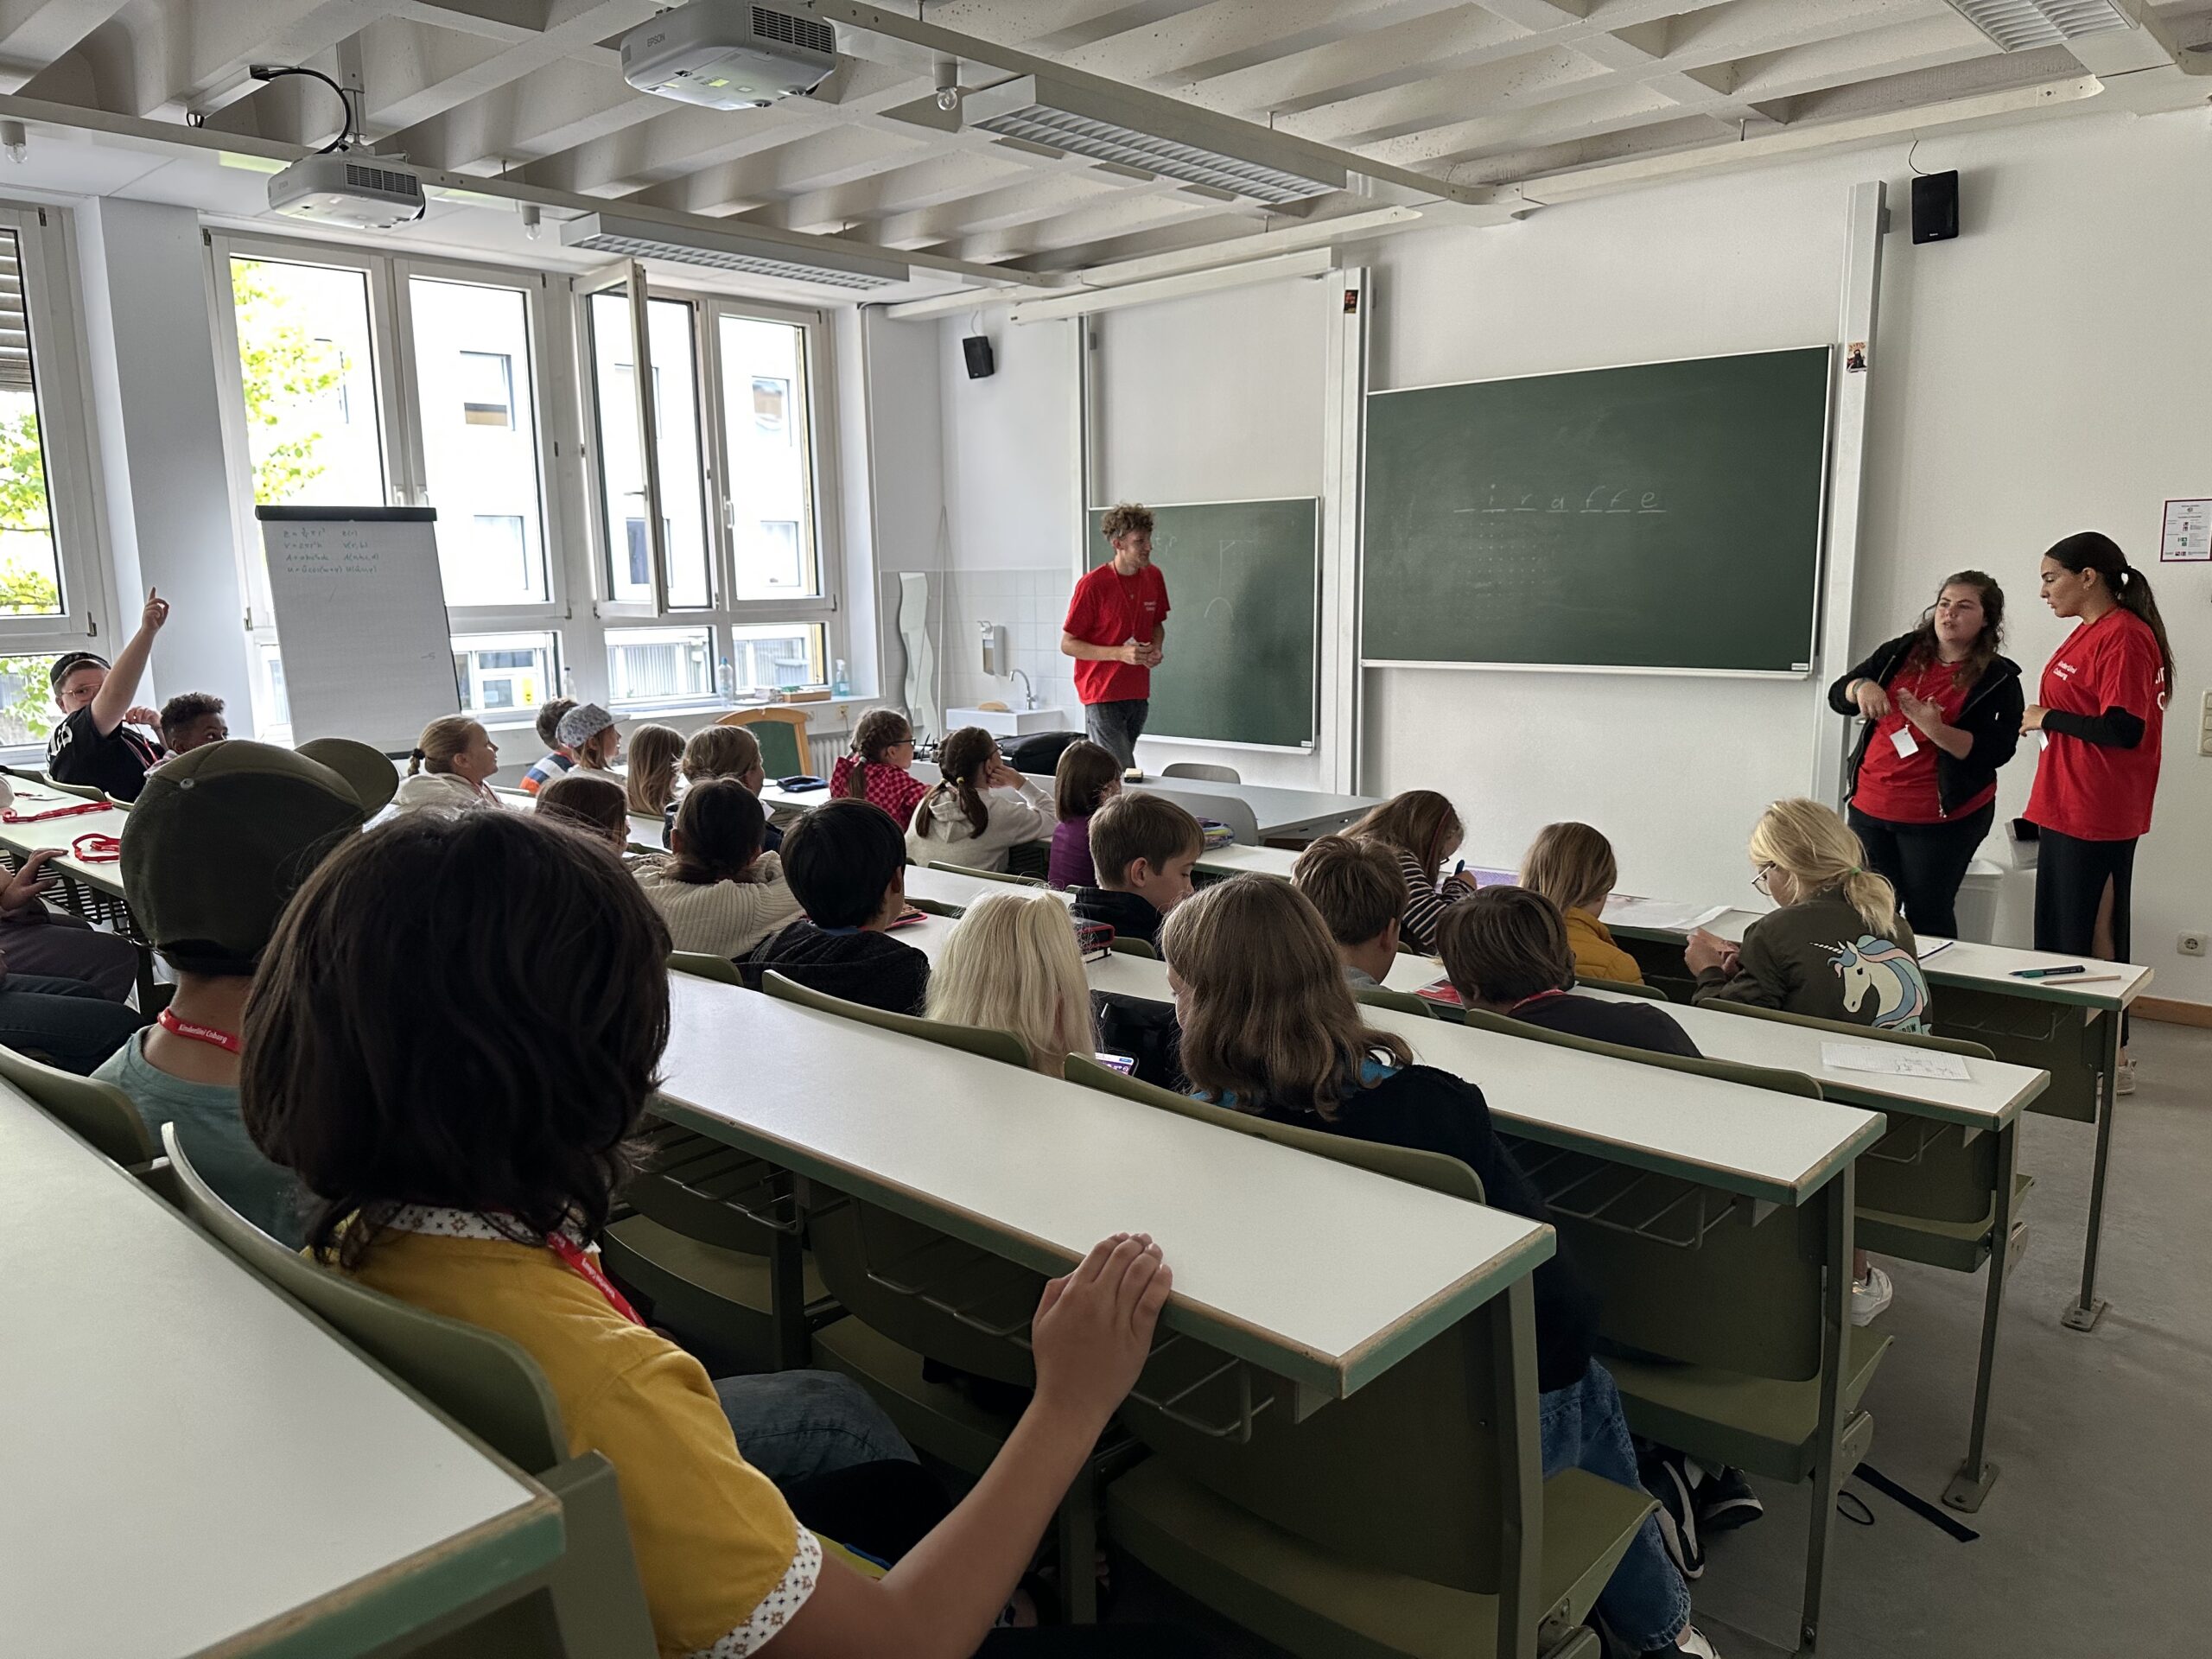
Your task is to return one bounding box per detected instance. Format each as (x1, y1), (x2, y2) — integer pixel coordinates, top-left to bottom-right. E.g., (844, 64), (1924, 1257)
(1889, 726), (1918, 759)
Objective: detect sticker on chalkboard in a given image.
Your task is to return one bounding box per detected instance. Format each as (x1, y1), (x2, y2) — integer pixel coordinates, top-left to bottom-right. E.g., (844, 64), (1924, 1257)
(1793, 663), (1811, 671)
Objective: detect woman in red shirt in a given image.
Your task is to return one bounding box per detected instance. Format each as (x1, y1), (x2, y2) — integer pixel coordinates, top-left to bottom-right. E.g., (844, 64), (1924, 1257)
(2023, 533), (2174, 1047)
(1828, 571), (2022, 938)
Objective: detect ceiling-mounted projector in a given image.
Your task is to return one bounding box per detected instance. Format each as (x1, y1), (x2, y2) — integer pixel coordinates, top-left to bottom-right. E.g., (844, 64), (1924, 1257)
(267, 152), (426, 229)
(621, 1), (839, 110)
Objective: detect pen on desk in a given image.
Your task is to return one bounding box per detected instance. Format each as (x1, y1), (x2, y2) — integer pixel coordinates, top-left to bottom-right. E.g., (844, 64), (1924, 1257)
(1918, 939), (1955, 959)
(2012, 964), (2086, 979)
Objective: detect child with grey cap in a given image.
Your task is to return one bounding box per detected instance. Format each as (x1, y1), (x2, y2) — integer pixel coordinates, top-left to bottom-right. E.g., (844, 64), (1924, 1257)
(92, 736), (397, 1246)
(558, 701), (623, 774)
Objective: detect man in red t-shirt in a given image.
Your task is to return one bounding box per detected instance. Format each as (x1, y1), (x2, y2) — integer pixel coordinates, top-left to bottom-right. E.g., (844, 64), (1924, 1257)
(1061, 502), (1169, 768)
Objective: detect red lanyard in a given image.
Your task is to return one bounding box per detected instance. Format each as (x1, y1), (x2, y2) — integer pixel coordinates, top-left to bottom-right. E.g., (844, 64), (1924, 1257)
(546, 1231), (643, 1325)
(2, 800), (106, 823)
(1510, 988), (1573, 1014)
(70, 833), (121, 863)
(158, 1007), (242, 1054)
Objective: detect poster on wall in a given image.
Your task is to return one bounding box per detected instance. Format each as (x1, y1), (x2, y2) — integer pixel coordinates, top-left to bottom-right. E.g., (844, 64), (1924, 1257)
(2159, 499), (2211, 563)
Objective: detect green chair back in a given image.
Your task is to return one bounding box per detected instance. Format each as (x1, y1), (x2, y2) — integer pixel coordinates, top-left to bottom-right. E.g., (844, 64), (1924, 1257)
(667, 950), (745, 986)
(1108, 935), (1157, 960)
(1578, 973), (1667, 1001)
(1455, 1004), (1826, 1100)
(1352, 984), (1437, 1020)
(1061, 1056), (1523, 1595)
(0, 1040), (156, 1166)
(161, 1126), (658, 1657)
(730, 714), (805, 777)
(928, 860), (1046, 888)
(761, 970), (1032, 1069)
(908, 896), (961, 918)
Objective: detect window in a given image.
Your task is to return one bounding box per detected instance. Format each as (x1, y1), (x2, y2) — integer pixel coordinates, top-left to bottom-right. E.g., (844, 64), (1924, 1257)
(459, 351), (515, 427)
(720, 315), (819, 602)
(410, 279), (550, 609)
(588, 291), (711, 610)
(729, 622), (825, 696)
(607, 626), (715, 705)
(454, 631), (559, 717)
(229, 257), (386, 509)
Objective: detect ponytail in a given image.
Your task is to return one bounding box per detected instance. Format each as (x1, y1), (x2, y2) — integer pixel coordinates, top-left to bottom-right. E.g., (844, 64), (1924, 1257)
(1840, 866), (1902, 943)
(840, 761), (870, 800)
(410, 716), (479, 779)
(408, 748), (427, 776)
(2112, 563), (2177, 695)
(1748, 797), (1903, 941)
(2046, 531), (2177, 694)
(928, 727), (996, 839)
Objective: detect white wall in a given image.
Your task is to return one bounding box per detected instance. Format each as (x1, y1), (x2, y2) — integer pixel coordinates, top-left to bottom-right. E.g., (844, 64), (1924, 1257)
(922, 106), (2212, 1002)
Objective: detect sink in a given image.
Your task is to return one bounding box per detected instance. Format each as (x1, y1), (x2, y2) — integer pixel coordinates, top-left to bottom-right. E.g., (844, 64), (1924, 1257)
(947, 706), (1071, 738)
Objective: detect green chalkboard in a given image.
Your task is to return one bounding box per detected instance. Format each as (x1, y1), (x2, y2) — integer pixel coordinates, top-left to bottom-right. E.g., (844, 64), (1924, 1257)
(1086, 499), (1318, 749)
(1360, 348), (1832, 673)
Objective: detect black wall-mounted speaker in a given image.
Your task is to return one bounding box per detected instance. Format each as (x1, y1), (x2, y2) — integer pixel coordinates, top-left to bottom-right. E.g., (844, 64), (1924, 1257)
(963, 334), (996, 378)
(1911, 171), (1960, 245)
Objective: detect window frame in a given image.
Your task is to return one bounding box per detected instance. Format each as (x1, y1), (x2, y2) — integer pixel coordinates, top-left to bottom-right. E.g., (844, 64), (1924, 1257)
(576, 276), (845, 712)
(0, 202), (118, 655)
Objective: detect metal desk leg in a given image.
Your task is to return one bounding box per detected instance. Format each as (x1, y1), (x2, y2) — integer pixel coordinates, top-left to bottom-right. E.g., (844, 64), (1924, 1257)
(770, 1173), (810, 1371)
(2063, 1010), (2119, 1332)
(1800, 1165), (1853, 1656)
(1946, 1119), (2017, 1512)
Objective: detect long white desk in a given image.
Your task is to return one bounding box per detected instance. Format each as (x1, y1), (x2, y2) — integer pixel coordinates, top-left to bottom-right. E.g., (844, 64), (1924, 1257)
(1605, 899), (2150, 1332)
(905, 760), (1375, 844)
(904, 864), (1074, 913)
(3, 1088), (562, 1659)
(0, 788), (131, 900)
(658, 974), (1553, 1405)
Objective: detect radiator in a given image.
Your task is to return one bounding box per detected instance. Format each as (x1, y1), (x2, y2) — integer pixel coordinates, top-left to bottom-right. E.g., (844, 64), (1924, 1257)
(807, 734), (843, 776)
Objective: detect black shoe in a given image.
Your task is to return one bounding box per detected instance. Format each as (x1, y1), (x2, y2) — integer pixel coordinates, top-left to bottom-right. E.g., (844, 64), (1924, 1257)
(1696, 1465), (1764, 1535)
(1637, 1445), (1705, 1580)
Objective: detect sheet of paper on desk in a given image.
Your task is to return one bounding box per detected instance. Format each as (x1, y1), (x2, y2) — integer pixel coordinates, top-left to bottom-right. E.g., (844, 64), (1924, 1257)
(1604, 897), (1731, 933)
(1821, 1041), (1972, 1082)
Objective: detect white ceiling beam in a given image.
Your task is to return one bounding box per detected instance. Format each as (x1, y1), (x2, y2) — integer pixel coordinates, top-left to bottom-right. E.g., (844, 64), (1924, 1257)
(17, 0), (395, 119)
(0, 0), (135, 73)
(621, 124), (931, 218)
(871, 169), (1129, 250)
(1054, 0), (1468, 86)
(721, 146), (1030, 232)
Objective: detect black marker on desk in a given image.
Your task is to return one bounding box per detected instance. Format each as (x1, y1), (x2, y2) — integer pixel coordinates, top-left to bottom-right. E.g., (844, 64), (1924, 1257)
(2012, 964), (2087, 979)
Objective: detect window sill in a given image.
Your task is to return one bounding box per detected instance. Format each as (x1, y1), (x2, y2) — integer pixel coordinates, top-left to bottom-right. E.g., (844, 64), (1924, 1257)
(479, 693), (887, 740)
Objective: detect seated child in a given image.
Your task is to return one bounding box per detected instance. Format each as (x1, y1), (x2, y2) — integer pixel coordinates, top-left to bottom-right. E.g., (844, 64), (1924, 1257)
(1291, 835), (1404, 990)
(624, 722), (683, 822)
(1068, 792), (1202, 950)
(906, 726), (1052, 874)
(520, 696), (576, 796)
(389, 716), (501, 817)
(240, 810), (1179, 1658)
(537, 772), (631, 854)
(1688, 798), (1929, 1329)
(743, 799), (931, 1014)
(1438, 887), (1700, 1058)
(0, 847), (137, 1002)
(1521, 821), (1643, 985)
(159, 692), (228, 756)
(1160, 875), (1719, 1659)
(47, 589), (169, 802)
(831, 709), (929, 830)
(1047, 740), (1121, 890)
(632, 779), (803, 958)
(925, 891), (1097, 1076)
(0, 961), (147, 1077)
(96, 737), (396, 1240)
(1347, 788), (1479, 954)
(672, 724), (782, 853)
(558, 702), (623, 775)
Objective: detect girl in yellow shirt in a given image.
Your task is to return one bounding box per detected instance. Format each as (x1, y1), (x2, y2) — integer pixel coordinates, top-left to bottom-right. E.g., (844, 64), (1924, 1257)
(1520, 821), (1644, 986)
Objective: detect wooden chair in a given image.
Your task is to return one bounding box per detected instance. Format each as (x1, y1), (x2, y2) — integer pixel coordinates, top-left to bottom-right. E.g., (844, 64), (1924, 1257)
(716, 708), (810, 778)
(1060, 1057), (1653, 1659)
(1161, 761), (1241, 784)
(161, 1124), (658, 1658)
(0, 1039), (155, 1169)
(929, 859), (1046, 889)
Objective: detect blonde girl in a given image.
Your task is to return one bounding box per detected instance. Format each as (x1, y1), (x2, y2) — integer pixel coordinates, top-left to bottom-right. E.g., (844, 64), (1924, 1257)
(678, 723), (784, 852)
(1347, 788), (1476, 953)
(623, 722), (683, 818)
(1520, 822), (1642, 985)
(925, 891), (1096, 1075)
(389, 716), (500, 817)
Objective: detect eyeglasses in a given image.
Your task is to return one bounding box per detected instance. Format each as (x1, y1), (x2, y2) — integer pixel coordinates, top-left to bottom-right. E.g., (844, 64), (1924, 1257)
(1752, 862), (1777, 897)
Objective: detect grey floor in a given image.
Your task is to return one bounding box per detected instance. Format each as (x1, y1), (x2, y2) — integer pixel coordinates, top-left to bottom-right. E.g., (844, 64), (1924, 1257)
(1115, 1020), (2212, 1658)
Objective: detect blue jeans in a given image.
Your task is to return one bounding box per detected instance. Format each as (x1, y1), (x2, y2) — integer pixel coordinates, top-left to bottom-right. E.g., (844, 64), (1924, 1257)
(1084, 699), (1148, 770)
(1541, 1361), (1690, 1652)
(0, 972), (148, 1075)
(714, 1370), (915, 1488)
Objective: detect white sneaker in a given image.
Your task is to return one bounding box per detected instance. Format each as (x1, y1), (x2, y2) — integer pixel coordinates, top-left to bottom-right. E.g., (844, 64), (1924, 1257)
(1851, 1264), (1894, 1326)
(2114, 1059), (2137, 1096)
(1675, 1625), (1723, 1657)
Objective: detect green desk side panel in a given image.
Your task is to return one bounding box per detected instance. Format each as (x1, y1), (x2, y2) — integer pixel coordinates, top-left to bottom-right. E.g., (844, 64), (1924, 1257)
(1360, 348), (1833, 673)
(1086, 498), (1319, 748)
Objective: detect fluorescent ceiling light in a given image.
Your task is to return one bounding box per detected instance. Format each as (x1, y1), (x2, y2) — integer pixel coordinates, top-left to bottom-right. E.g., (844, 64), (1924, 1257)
(559, 211), (906, 289)
(962, 75), (1344, 206)
(1942, 0), (2136, 51)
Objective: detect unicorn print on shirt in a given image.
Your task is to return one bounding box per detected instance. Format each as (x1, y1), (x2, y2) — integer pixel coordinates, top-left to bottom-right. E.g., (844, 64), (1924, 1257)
(1822, 936), (1931, 1033)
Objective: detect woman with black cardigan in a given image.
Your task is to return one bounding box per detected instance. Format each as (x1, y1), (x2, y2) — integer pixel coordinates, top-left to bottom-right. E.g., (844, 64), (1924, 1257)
(1826, 571), (2023, 938)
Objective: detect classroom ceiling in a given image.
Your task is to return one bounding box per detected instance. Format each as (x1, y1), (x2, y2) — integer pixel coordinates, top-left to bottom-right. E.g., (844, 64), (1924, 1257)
(1, 0), (2209, 303)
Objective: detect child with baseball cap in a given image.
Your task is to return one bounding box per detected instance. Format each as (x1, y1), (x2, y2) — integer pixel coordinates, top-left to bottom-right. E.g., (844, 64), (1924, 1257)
(47, 589), (170, 802)
(94, 736), (397, 1245)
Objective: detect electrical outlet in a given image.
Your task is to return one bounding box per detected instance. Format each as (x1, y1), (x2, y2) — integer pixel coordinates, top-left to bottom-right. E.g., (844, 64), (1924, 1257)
(2181, 931), (2208, 959)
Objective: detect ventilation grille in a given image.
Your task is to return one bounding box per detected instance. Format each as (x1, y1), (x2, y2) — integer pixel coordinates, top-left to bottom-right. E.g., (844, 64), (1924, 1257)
(345, 161), (423, 200)
(1942, 0), (2133, 51)
(753, 4), (836, 56)
(970, 103), (1338, 205)
(568, 229), (901, 290)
